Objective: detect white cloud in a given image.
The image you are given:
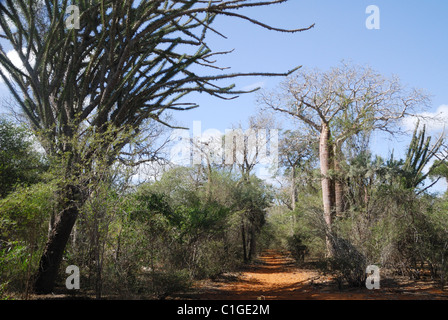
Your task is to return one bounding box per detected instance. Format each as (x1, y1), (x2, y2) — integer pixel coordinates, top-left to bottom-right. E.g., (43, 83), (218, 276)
(0, 49), (35, 84)
(402, 104), (448, 132)
(242, 81), (265, 92)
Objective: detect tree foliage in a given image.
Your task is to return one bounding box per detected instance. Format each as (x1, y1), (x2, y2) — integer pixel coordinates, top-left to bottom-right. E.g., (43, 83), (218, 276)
(0, 117), (47, 198)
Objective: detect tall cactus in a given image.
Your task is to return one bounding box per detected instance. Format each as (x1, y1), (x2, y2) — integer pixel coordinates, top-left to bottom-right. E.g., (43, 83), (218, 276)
(401, 121), (443, 190)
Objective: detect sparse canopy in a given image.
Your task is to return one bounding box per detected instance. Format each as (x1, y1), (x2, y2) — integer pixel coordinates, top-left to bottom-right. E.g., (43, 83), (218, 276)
(259, 62), (431, 256)
(259, 62), (429, 141)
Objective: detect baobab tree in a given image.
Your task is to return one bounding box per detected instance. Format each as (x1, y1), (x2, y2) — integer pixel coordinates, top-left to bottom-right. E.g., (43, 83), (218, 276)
(259, 62), (430, 256)
(0, 0), (313, 293)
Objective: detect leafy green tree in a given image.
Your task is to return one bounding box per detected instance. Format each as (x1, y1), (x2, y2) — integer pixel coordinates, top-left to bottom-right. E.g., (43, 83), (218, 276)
(0, 117), (47, 198)
(232, 175), (273, 261)
(278, 129), (317, 211)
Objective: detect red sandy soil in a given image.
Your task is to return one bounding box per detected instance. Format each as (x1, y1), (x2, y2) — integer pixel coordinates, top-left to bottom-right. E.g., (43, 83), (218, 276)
(183, 249), (448, 300)
(23, 249), (448, 300)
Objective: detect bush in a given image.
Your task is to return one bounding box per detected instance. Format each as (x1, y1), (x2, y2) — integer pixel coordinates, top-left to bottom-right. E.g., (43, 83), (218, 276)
(0, 182), (55, 295)
(0, 243), (34, 294)
(287, 234), (308, 264)
(149, 269), (192, 299)
(328, 236), (367, 289)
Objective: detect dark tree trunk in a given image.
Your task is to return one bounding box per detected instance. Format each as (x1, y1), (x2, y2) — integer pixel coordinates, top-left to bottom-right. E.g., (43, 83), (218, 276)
(248, 224), (257, 261)
(34, 188), (80, 294)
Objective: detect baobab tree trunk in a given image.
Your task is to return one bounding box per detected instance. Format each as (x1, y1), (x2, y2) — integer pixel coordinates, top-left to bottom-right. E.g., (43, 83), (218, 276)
(334, 179), (344, 216)
(34, 186), (80, 294)
(319, 123), (335, 257)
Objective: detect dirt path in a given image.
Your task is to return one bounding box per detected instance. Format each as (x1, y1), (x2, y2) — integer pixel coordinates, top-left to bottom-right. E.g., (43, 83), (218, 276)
(186, 249), (448, 300)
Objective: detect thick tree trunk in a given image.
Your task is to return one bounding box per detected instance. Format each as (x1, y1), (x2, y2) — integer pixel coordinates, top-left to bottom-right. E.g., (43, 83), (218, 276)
(319, 123), (335, 257)
(34, 188), (80, 294)
(334, 179), (344, 216)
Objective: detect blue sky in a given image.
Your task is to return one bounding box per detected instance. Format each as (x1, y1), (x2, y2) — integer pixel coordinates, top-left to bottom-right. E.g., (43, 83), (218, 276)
(1, 1), (447, 191)
(168, 0), (448, 192)
(170, 0), (447, 131)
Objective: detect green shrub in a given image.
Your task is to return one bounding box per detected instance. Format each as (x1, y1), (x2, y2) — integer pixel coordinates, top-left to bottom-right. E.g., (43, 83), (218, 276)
(287, 234), (308, 264)
(0, 117), (48, 198)
(0, 243), (33, 293)
(149, 269), (192, 299)
(0, 182), (55, 295)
